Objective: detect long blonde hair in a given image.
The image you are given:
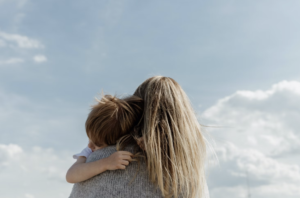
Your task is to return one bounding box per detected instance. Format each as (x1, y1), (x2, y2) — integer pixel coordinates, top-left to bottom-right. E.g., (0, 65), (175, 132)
(133, 76), (207, 198)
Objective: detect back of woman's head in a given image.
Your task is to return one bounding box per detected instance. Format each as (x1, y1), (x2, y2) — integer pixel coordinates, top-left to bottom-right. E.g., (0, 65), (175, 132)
(134, 76), (206, 198)
(86, 95), (143, 147)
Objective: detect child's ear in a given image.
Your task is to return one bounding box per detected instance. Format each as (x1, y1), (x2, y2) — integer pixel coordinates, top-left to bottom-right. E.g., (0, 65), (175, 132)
(88, 140), (96, 151)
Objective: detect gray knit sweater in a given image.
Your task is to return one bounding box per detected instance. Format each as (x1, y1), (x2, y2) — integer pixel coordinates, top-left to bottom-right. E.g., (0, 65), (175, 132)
(69, 145), (164, 198)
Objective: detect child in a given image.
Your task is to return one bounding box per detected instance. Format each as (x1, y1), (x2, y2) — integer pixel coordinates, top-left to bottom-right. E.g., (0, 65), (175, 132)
(66, 94), (143, 183)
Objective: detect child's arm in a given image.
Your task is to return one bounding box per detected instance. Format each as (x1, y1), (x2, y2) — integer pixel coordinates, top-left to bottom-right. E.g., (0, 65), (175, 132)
(66, 151), (133, 183)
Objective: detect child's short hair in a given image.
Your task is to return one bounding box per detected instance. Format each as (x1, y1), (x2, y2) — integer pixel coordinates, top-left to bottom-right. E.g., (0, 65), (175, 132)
(85, 95), (143, 147)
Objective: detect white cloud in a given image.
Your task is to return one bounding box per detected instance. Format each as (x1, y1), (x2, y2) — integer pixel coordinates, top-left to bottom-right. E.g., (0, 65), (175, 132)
(0, 57), (24, 65)
(202, 81), (300, 198)
(202, 80), (300, 157)
(0, 31), (46, 66)
(210, 184), (300, 198)
(207, 143), (300, 198)
(33, 54), (47, 63)
(0, 144), (23, 168)
(215, 144), (300, 182)
(24, 194), (35, 198)
(0, 31), (44, 49)
(0, 143), (73, 198)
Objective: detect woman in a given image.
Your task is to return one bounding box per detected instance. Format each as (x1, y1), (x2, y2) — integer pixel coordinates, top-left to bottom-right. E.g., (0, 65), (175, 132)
(132, 76), (208, 198)
(69, 76), (209, 198)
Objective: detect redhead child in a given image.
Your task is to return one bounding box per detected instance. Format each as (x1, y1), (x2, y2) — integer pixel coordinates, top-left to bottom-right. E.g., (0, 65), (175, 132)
(66, 95), (143, 183)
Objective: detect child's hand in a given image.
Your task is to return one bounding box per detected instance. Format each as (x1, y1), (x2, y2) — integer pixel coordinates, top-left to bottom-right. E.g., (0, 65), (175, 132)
(104, 151), (133, 170)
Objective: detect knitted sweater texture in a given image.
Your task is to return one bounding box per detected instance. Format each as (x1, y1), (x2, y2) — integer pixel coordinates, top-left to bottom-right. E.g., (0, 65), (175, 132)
(69, 145), (164, 198)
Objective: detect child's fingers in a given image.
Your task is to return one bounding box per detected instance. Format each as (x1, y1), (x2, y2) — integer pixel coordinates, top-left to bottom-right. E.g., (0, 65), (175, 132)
(121, 155), (133, 161)
(121, 160), (129, 166)
(118, 165), (126, 170)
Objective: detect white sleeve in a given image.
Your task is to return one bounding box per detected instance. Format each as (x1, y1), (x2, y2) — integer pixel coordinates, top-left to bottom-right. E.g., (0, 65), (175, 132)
(73, 147), (93, 159)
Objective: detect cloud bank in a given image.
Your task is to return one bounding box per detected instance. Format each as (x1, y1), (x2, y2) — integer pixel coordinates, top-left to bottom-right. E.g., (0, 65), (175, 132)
(0, 144), (73, 198)
(203, 81), (300, 198)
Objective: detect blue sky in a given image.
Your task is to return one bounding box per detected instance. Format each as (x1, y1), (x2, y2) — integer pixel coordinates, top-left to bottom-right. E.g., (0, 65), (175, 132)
(1, 1), (300, 198)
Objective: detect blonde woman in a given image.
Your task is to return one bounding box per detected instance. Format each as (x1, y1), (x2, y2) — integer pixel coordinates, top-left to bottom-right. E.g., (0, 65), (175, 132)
(69, 76), (209, 198)
(132, 76), (209, 198)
